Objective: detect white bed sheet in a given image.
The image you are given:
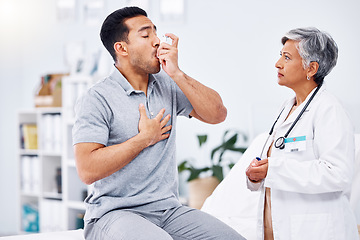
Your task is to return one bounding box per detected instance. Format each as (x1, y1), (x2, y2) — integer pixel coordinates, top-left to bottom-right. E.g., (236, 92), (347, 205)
(0, 229), (84, 240)
(202, 133), (267, 240)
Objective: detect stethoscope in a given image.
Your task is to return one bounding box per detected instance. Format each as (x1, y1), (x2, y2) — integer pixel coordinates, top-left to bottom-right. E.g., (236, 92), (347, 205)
(258, 83), (322, 158)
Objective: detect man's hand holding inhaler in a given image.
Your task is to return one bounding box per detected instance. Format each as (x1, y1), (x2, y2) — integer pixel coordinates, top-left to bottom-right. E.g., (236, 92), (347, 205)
(157, 33), (180, 78)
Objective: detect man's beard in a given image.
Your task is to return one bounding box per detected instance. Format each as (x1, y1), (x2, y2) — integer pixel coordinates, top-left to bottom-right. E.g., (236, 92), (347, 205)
(130, 53), (161, 74)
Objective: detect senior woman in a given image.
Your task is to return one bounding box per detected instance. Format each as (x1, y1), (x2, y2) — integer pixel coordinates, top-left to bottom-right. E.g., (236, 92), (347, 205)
(245, 27), (358, 239)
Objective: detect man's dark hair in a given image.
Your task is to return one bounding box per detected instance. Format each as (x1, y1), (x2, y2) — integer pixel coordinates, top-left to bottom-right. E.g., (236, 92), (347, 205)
(100, 7), (147, 61)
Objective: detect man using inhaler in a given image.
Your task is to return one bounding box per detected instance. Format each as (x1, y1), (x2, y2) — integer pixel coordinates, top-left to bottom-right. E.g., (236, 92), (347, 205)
(72, 6), (245, 240)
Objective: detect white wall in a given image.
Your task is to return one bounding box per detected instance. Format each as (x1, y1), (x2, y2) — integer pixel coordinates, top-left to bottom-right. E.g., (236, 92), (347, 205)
(0, 0), (359, 235)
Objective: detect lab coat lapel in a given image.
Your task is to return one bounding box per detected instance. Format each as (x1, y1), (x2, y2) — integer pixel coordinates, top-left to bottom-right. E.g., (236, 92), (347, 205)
(282, 85), (325, 126)
(277, 99), (296, 127)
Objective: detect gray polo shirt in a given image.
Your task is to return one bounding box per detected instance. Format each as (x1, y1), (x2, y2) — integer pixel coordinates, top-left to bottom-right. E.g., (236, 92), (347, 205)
(72, 67), (193, 221)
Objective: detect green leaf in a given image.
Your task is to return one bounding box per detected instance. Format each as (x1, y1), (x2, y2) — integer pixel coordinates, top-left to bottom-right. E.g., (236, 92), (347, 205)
(188, 167), (210, 181)
(178, 161), (189, 172)
(179, 129), (248, 183)
(197, 135), (207, 147)
(210, 145), (222, 160)
(226, 146), (247, 153)
(188, 169), (202, 182)
(218, 150), (225, 163)
(224, 133), (238, 146)
(223, 130), (230, 142)
(212, 165), (224, 182)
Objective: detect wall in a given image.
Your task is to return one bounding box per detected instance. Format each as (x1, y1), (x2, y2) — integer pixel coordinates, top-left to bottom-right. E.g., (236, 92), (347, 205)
(0, 0), (359, 235)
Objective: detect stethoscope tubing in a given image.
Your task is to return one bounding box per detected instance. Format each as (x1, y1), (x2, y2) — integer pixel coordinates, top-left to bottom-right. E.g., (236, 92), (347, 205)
(261, 83), (322, 156)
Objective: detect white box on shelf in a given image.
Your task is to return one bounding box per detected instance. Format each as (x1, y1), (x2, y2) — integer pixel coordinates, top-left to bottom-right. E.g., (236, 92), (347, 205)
(54, 114), (62, 153)
(32, 156), (41, 194)
(40, 199), (64, 232)
(21, 156), (32, 193)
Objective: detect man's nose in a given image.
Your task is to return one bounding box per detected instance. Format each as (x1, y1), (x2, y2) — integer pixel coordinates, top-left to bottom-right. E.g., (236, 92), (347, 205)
(154, 36), (160, 47)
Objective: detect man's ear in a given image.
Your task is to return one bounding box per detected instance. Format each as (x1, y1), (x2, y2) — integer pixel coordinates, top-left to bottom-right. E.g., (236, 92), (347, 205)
(114, 42), (128, 56)
(307, 61), (319, 78)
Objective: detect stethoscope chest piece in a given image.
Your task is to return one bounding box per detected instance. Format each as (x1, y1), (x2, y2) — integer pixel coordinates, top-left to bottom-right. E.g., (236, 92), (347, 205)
(275, 137), (285, 149)
(269, 84), (322, 151)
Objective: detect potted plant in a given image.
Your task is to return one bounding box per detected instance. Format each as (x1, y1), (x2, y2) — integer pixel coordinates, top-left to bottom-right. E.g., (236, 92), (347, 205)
(178, 129), (247, 209)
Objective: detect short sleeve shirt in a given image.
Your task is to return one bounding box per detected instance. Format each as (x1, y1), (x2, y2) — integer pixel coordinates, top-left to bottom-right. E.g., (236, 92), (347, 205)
(72, 67), (193, 221)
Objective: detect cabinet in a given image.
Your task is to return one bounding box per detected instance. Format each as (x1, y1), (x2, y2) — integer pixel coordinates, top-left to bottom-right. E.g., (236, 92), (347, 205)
(17, 75), (93, 233)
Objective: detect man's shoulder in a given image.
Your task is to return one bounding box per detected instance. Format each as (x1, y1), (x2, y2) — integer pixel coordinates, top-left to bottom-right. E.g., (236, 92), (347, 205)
(89, 75), (123, 95)
(153, 70), (170, 79)
(153, 70), (173, 85)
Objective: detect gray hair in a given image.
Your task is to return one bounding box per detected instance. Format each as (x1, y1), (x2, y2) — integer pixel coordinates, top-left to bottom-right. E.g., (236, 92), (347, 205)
(281, 27), (338, 85)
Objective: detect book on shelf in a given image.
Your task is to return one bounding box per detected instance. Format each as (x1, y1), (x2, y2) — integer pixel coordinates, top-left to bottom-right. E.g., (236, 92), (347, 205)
(42, 113), (62, 153)
(21, 156), (40, 194)
(63, 78), (90, 118)
(20, 124), (38, 150)
(40, 199), (64, 232)
(22, 203), (39, 233)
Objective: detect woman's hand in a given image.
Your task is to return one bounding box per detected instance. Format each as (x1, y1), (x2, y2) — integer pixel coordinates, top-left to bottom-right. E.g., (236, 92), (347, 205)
(246, 158), (269, 182)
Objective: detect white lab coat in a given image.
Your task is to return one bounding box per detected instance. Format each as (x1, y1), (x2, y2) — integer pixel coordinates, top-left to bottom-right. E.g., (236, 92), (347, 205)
(248, 84), (359, 240)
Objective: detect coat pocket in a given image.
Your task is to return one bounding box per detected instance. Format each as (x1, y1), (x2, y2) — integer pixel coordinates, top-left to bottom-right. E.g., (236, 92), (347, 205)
(290, 213), (334, 240)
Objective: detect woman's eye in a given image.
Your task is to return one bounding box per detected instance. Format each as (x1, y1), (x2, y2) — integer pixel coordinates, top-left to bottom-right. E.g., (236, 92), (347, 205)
(284, 55), (290, 60)
(143, 36), (149, 38)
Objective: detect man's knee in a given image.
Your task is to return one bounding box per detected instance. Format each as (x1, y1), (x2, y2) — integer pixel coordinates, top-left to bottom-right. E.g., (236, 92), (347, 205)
(84, 210), (173, 240)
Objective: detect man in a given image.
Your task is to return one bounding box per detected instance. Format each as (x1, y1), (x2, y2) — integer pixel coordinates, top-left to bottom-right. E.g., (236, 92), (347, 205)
(73, 6), (245, 240)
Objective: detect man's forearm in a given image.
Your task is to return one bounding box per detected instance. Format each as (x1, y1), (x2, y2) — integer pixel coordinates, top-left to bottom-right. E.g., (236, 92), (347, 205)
(75, 133), (149, 185)
(171, 71), (227, 124)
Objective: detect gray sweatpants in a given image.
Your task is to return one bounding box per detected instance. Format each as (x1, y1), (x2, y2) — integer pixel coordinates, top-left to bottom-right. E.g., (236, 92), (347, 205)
(84, 205), (245, 240)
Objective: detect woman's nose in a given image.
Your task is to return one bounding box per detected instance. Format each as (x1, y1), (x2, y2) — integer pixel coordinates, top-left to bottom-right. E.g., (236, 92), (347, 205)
(275, 58), (282, 69)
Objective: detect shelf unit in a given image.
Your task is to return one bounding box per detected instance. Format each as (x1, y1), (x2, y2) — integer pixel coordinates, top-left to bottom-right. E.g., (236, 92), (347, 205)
(62, 75), (93, 231)
(17, 75), (93, 233)
(18, 108), (63, 233)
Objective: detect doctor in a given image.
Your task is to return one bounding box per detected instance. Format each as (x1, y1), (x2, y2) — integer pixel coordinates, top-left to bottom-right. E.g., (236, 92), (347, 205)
(246, 27), (359, 240)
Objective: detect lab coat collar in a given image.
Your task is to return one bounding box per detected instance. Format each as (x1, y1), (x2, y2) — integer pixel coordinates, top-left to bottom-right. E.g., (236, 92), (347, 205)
(281, 83), (326, 126)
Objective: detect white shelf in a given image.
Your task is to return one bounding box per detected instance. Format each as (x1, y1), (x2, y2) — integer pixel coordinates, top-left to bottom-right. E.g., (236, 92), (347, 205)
(19, 149), (62, 157)
(35, 107), (62, 114)
(19, 149), (38, 155)
(17, 75), (92, 233)
(41, 152), (62, 157)
(67, 201), (85, 210)
(67, 160), (76, 168)
(65, 118), (75, 126)
(43, 192), (63, 200)
(21, 192), (40, 198)
(62, 75), (92, 230)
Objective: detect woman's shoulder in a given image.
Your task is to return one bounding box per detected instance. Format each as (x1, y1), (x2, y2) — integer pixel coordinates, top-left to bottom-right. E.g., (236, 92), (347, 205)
(316, 87), (345, 110)
(313, 87), (353, 125)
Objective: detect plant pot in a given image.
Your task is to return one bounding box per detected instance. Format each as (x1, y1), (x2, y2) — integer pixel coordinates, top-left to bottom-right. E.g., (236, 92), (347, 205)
(188, 176), (220, 209)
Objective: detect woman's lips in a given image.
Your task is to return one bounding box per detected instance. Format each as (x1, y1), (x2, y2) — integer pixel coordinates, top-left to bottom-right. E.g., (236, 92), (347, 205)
(277, 72), (284, 78)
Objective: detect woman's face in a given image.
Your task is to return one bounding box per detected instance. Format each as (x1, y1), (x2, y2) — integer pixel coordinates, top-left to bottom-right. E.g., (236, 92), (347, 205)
(275, 40), (308, 89)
